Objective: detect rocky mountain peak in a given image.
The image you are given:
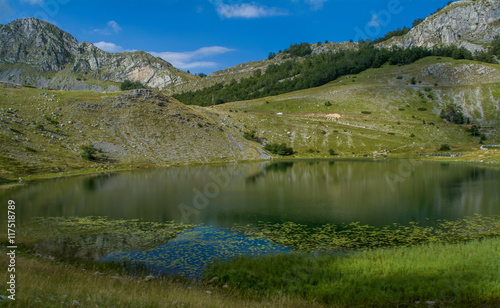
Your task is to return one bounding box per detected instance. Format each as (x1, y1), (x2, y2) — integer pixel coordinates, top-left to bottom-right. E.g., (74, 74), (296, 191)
(0, 18), (196, 90)
(0, 17), (79, 71)
(378, 0), (500, 52)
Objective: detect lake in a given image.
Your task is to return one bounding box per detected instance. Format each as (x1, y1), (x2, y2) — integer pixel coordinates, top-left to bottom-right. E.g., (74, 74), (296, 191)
(2, 160), (499, 278)
(2, 160), (499, 227)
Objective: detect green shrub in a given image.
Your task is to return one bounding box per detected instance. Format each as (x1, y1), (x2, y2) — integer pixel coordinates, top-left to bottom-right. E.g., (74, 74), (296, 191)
(466, 125), (481, 137)
(328, 149), (338, 156)
(80, 145), (98, 161)
(324, 101), (332, 107)
(120, 80), (146, 91)
(243, 130), (261, 143)
(439, 144), (451, 151)
(440, 103), (465, 124)
(361, 111), (372, 114)
(264, 143), (294, 156)
(418, 107), (427, 111)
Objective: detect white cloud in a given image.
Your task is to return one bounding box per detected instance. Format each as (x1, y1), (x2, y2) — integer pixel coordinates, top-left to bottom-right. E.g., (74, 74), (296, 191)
(94, 41), (125, 53)
(305, 0), (327, 11)
(93, 42), (234, 70)
(211, 1), (288, 19)
(93, 20), (122, 35)
(150, 46), (235, 69)
(368, 15), (380, 27)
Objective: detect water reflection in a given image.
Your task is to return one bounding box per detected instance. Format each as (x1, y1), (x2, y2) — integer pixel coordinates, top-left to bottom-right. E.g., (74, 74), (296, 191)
(0, 161), (498, 227)
(246, 161), (294, 183)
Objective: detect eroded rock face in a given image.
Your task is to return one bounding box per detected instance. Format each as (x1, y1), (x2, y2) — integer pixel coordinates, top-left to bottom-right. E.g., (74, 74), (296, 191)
(378, 0), (500, 53)
(0, 17), (79, 71)
(0, 18), (189, 89)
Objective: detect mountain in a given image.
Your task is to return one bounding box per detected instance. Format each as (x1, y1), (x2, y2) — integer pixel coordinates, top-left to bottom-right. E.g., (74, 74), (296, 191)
(2, 56), (499, 180)
(0, 18), (196, 91)
(170, 0), (500, 97)
(378, 0), (500, 52)
(167, 41), (358, 95)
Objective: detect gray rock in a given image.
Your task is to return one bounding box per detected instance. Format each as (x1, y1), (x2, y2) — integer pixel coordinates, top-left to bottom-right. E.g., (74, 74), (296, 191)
(0, 18), (190, 90)
(378, 0), (500, 53)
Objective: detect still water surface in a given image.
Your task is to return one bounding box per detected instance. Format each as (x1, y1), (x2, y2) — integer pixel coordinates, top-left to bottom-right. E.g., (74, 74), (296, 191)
(2, 160), (499, 227)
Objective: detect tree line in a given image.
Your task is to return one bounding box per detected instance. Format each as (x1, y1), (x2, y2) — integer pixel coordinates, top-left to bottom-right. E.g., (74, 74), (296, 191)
(173, 37), (500, 107)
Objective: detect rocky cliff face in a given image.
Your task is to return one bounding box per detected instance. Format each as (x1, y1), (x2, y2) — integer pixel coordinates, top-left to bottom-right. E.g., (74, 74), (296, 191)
(378, 0), (500, 52)
(0, 18), (195, 90)
(0, 17), (79, 71)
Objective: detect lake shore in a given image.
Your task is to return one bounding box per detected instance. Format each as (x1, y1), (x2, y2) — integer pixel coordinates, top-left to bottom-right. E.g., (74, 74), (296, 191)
(1, 149), (499, 188)
(2, 237), (499, 307)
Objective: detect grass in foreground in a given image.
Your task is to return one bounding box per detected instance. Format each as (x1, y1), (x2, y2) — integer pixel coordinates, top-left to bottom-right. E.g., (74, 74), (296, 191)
(206, 237), (500, 307)
(0, 249), (320, 307)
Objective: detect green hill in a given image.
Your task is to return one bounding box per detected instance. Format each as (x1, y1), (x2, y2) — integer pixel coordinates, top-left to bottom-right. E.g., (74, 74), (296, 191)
(211, 57), (500, 157)
(1, 56), (499, 181)
(0, 85), (269, 180)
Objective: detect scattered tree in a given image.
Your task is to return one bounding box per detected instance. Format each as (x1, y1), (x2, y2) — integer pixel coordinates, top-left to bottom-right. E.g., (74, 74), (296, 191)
(440, 103), (465, 124)
(466, 124), (481, 137)
(120, 80), (146, 91)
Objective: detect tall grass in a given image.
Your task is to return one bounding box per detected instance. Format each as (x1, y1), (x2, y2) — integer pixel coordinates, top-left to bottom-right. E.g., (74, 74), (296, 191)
(0, 250), (319, 307)
(206, 238), (500, 306)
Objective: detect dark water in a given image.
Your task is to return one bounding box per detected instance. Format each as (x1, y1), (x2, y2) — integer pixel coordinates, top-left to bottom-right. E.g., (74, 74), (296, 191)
(2, 160), (499, 278)
(1, 160), (499, 227)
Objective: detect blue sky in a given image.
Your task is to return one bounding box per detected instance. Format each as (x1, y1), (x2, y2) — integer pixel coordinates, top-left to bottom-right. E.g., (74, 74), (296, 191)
(1, 0), (453, 74)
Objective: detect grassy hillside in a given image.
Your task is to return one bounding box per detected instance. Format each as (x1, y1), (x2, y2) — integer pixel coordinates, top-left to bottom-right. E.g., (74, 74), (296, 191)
(213, 57), (500, 157)
(1, 56), (499, 181)
(0, 84), (268, 180)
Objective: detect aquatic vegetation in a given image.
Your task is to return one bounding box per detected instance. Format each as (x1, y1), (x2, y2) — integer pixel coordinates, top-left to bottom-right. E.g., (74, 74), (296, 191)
(13, 214), (500, 283)
(100, 226), (291, 280)
(232, 214), (500, 253)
